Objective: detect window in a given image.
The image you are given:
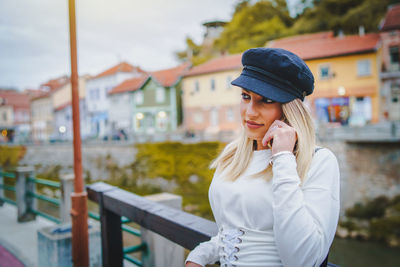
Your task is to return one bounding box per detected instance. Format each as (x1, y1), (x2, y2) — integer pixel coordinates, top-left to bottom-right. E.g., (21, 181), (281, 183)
(319, 65), (331, 79)
(194, 80), (200, 92)
(390, 46), (399, 64)
(193, 112), (203, 123)
(135, 91), (144, 105)
(226, 76), (232, 89)
(226, 108), (234, 121)
(357, 60), (371, 76)
(389, 46), (400, 71)
(210, 108), (218, 126)
(156, 87), (165, 103)
(210, 78), (216, 91)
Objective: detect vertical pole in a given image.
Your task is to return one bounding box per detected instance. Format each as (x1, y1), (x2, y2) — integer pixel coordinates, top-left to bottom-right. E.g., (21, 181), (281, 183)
(60, 173), (74, 223)
(68, 0), (89, 266)
(0, 167), (4, 206)
(16, 166), (36, 222)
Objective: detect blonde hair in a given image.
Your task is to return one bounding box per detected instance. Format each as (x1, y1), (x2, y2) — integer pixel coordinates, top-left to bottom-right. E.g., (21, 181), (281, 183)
(210, 99), (316, 183)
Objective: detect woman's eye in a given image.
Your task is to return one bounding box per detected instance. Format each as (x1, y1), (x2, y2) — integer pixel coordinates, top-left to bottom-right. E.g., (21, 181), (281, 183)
(241, 93), (250, 100)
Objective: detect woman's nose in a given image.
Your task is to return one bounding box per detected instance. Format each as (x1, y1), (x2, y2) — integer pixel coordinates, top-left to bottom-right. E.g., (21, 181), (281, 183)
(246, 102), (258, 117)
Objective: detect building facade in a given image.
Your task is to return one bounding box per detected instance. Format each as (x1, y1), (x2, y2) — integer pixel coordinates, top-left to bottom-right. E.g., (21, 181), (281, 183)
(0, 89), (31, 143)
(108, 63), (190, 136)
(51, 76), (89, 140)
(86, 62), (144, 139)
(268, 32), (382, 126)
(182, 54), (242, 135)
(379, 4), (400, 121)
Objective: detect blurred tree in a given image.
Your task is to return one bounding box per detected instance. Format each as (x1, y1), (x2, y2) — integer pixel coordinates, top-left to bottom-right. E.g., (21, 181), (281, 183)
(214, 0), (293, 54)
(292, 0), (400, 35)
(176, 0), (398, 65)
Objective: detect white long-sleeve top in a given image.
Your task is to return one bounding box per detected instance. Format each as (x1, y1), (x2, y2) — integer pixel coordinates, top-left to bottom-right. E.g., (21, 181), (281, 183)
(186, 147), (340, 267)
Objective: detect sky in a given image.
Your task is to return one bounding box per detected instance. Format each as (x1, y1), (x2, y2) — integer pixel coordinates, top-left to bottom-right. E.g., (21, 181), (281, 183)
(0, 0), (298, 91)
(0, 0), (237, 90)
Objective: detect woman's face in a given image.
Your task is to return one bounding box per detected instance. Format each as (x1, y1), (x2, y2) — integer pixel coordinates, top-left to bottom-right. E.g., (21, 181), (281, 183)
(240, 89), (283, 141)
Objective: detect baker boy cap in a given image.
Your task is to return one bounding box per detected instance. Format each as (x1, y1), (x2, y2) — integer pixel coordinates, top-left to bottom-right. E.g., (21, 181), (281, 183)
(231, 48), (314, 103)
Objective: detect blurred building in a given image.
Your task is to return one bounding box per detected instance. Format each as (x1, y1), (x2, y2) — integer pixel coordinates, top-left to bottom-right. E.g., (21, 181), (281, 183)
(108, 63), (190, 137)
(85, 62), (145, 139)
(379, 3), (400, 121)
(0, 89), (31, 143)
(181, 54), (242, 135)
(268, 31), (382, 126)
(31, 76), (69, 143)
(52, 75), (89, 141)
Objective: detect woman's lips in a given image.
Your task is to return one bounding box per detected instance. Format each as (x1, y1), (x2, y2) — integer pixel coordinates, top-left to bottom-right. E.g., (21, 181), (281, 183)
(246, 120), (264, 129)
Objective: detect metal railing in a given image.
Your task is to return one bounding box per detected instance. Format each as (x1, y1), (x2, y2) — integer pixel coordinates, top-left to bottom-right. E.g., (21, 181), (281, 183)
(88, 211), (145, 266)
(0, 168), (61, 223)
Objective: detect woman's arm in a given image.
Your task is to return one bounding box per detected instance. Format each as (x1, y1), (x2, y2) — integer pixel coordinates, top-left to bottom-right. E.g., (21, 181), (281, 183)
(271, 148), (340, 267)
(185, 234), (220, 267)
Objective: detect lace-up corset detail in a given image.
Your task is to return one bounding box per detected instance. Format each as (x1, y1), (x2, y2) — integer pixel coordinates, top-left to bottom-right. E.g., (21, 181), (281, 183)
(219, 227), (244, 267)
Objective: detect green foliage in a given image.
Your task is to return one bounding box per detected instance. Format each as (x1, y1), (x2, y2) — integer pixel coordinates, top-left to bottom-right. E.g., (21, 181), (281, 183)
(345, 196), (390, 219)
(177, 0), (397, 65)
(341, 194), (400, 247)
(131, 141), (223, 219)
(93, 142), (224, 219)
(369, 216), (400, 242)
(0, 145), (26, 169)
(292, 0), (397, 35)
(214, 0), (293, 54)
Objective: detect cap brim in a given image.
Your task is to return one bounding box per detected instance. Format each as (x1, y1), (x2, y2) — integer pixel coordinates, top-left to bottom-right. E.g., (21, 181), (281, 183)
(231, 74), (295, 103)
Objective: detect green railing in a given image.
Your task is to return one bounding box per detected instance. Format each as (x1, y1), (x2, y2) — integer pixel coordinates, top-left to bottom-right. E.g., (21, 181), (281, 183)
(88, 211), (145, 266)
(1, 168), (146, 266)
(0, 170), (61, 223)
(0, 170), (16, 205)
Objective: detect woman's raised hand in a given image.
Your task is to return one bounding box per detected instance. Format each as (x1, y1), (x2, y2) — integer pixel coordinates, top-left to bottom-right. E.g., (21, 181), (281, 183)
(185, 261), (202, 267)
(262, 120), (297, 155)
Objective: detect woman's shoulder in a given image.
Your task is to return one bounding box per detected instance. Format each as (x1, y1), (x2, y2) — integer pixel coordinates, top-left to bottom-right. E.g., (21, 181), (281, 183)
(303, 146), (340, 188)
(313, 146), (338, 164)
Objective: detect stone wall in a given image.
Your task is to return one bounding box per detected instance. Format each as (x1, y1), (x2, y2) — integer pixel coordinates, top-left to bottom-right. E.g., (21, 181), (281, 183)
(19, 140), (400, 216)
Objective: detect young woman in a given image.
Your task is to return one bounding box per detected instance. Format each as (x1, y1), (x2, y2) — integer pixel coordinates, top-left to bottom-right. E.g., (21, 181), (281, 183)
(185, 48), (340, 267)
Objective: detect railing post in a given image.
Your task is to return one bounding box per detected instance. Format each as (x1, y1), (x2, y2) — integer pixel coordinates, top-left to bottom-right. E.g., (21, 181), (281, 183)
(142, 192), (184, 267)
(16, 166), (36, 222)
(0, 167), (4, 206)
(87, 182), (123, 267)
(60, 173), (74, 223)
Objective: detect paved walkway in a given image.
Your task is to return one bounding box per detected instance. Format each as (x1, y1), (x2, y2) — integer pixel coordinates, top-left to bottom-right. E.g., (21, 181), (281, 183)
(0, 203), (54, 267)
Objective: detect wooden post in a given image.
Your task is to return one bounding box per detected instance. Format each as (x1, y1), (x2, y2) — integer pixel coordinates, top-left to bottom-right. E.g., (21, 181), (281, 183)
(142, 193), (184, 267)
(0, 167), (4, 206)
(87, 182), (123, 267)
(60, 173), (74, 223)
(16, 166), (36, 222)
(98, 187), (123, 267)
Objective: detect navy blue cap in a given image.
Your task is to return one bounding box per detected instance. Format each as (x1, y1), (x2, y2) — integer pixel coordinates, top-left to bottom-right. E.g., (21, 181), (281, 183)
(231, 48), (314, 103)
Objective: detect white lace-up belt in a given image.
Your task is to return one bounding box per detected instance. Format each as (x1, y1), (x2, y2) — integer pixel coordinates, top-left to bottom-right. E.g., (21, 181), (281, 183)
(218, 226), (283, 267)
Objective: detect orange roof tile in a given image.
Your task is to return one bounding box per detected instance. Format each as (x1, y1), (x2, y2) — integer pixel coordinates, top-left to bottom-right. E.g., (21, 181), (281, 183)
(40, 76), (69, 91)
(93, 62), (145, 79)
(380, 4), (400, 32)
(151, 62), (191, 87)
(108, 75), (150, 95)
(0, 90), (30, 110)
(185, 54), (242, 77)
(268, 32), (380, 60)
